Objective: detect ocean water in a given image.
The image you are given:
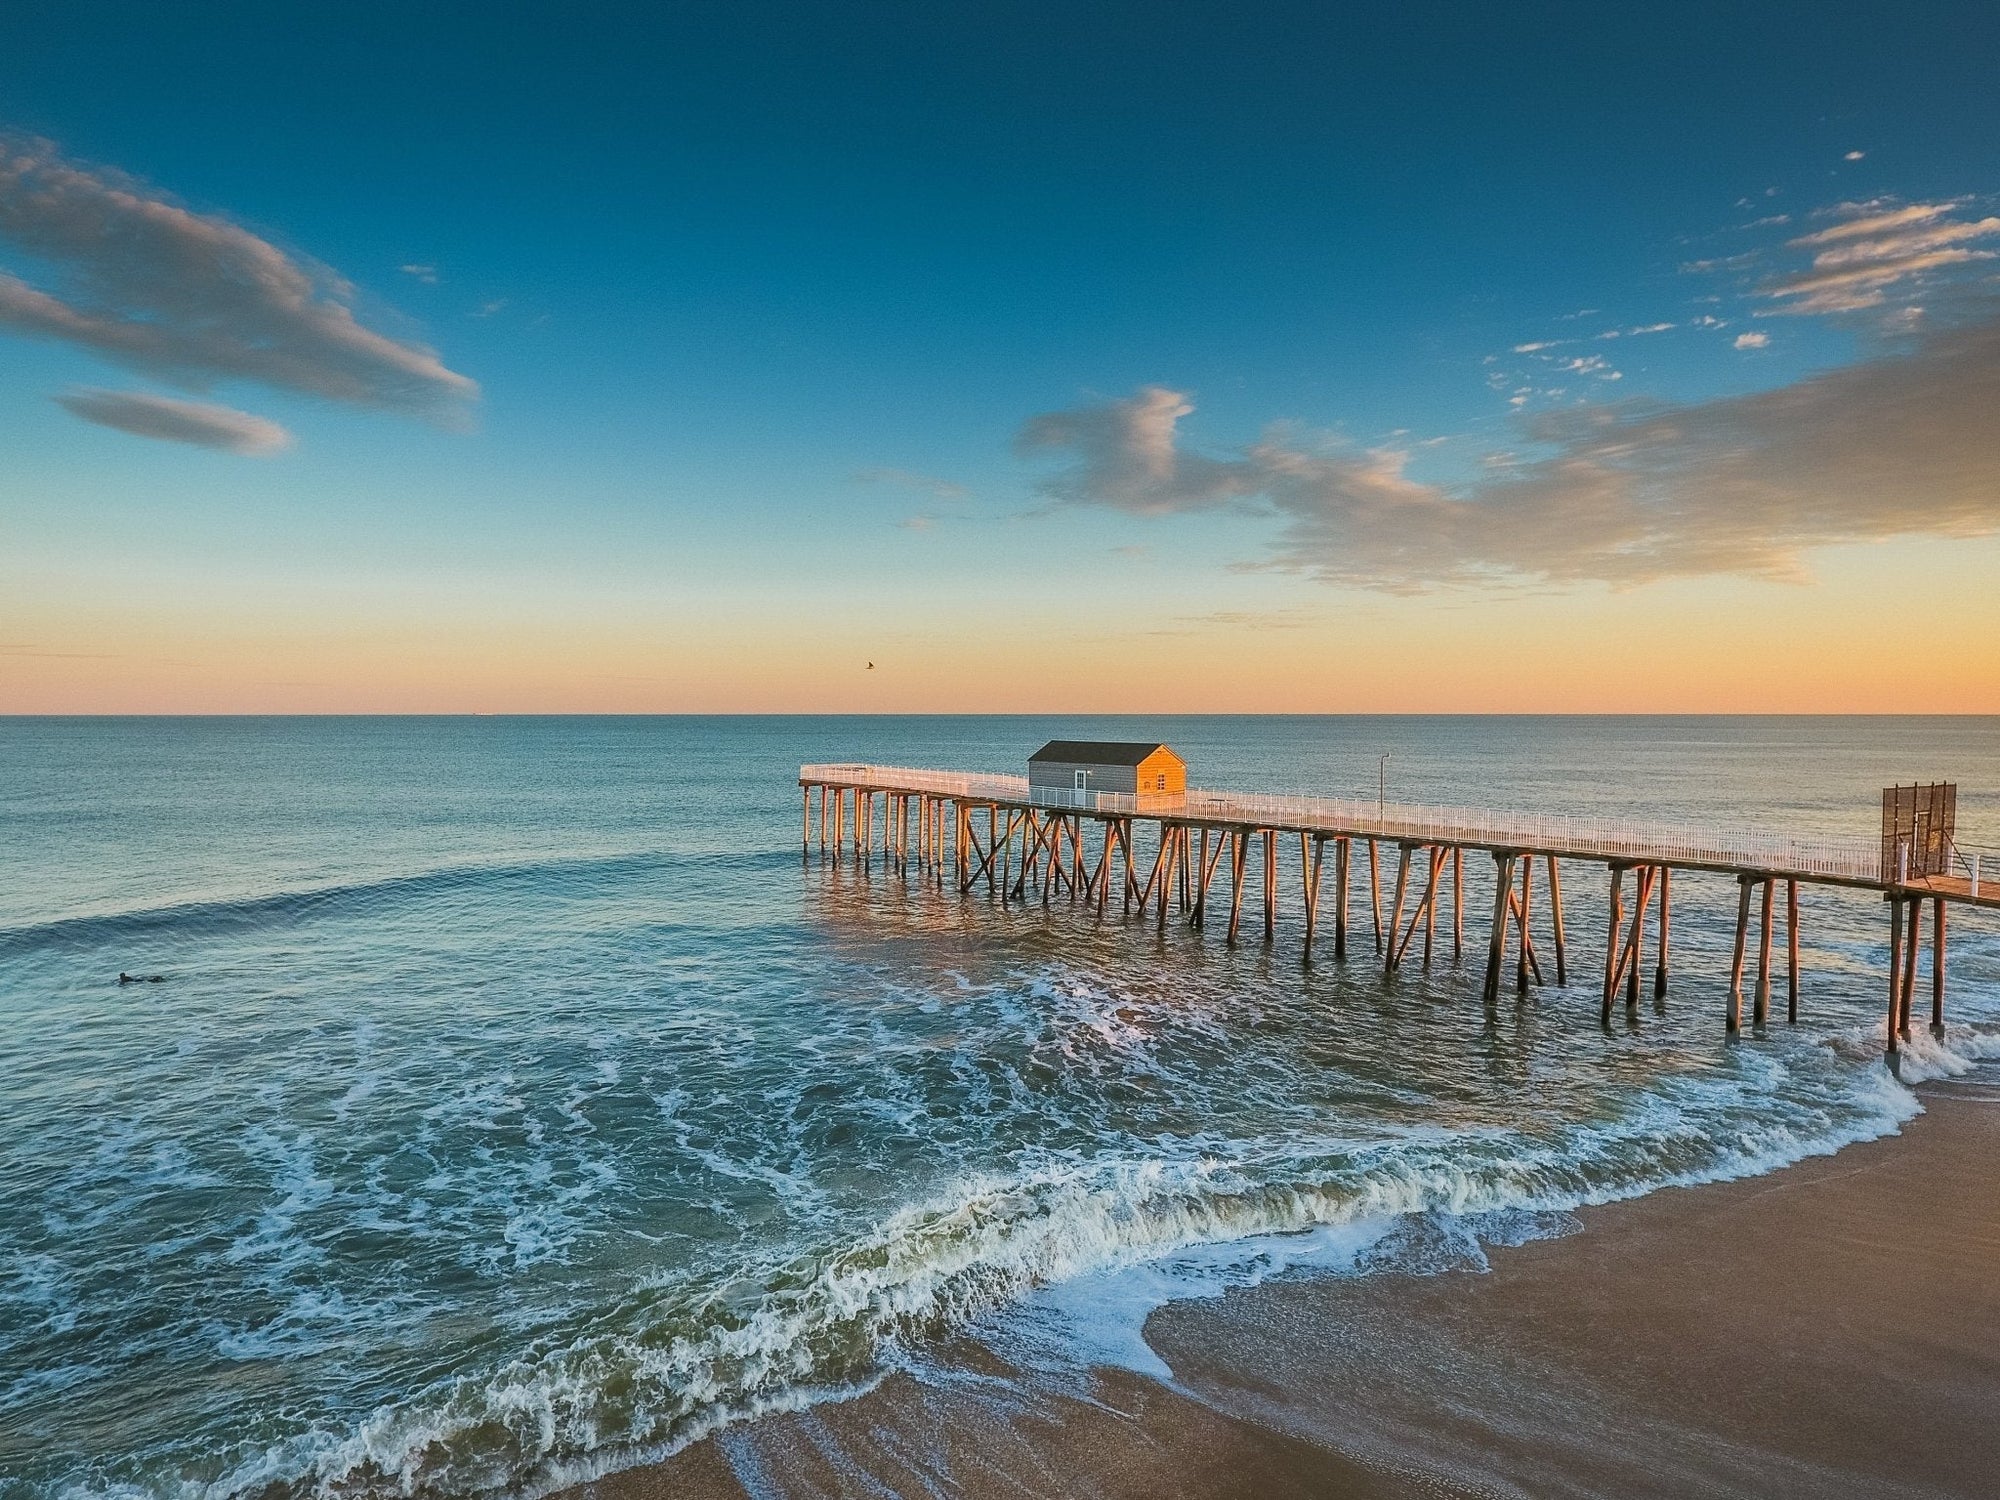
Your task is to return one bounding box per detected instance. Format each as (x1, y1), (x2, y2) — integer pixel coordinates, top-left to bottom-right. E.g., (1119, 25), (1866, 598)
(2, 715), (1997, 1500)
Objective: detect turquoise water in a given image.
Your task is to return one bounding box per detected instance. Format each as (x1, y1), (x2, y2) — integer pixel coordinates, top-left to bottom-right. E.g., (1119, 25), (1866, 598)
(2, 716), (1997, 1499)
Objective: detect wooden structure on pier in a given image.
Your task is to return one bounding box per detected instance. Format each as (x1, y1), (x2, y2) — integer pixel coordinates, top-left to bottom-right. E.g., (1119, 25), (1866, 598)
(799, 760), (1995, 1067)
(1028, 741), (1186, 800)
(1882, 782), (1956, 883)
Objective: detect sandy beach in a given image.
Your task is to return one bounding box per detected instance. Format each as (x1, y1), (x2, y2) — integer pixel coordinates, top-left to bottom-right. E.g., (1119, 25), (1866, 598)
(578, 1067), (2000, 1500)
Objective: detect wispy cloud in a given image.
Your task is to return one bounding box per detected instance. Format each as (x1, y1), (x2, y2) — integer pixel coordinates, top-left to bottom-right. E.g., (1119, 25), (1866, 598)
(1759, 201), (2000, 316)
(54, 388), (292, 454)
(853, 466), (970, 500)
(1681, 251), (1761, 275)
(1017, 387), (1256, 516)
(1734, 331), (1770, 350)
(1177, 609), (1314, 630)
(0, 643), (121, 659)
(1020, 322), (2000, 589)
(399, 263), (439, 284)
(1557, 354), (1621, 379)
(1140, 608), (1317, 638)
(0, 136), (476, 420)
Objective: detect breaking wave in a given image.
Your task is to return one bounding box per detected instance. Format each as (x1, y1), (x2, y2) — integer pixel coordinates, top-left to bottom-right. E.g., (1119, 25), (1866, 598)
(66, 1032), (1953, 1500)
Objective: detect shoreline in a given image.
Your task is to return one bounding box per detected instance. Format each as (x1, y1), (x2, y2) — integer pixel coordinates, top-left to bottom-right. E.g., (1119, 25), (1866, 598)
(570, 1068), (2000, 1500)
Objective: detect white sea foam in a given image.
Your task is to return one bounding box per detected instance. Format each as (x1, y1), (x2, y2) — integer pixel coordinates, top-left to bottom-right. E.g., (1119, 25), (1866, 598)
(95, 1030), (1946, 1500)
(1838, 1016), (2000, 1084)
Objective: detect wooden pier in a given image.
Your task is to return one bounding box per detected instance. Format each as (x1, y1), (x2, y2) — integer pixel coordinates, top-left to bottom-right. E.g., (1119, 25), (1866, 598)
(799, 762), (1994, 1063)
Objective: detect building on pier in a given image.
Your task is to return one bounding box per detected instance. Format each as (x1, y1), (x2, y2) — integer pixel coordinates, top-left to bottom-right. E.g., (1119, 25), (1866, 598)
(1028, 740), (1185, 803)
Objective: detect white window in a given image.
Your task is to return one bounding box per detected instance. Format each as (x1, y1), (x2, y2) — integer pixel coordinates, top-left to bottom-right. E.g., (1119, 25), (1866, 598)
(1074, 770), (1088, 790)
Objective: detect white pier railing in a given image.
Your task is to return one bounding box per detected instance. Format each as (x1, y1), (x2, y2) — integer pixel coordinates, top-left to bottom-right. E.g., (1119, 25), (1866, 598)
(799, 762), (1885, 883)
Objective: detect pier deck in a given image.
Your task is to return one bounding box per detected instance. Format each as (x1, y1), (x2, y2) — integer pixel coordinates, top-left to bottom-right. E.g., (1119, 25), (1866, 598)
(800, 762), (1991, 1059)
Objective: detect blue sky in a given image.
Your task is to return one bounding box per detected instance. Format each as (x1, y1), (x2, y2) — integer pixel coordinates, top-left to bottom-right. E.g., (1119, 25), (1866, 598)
(3, 2), (1999, 710)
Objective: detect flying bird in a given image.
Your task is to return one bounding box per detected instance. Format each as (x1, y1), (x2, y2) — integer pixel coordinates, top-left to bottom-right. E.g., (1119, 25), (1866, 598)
(866, 661), (875, 670)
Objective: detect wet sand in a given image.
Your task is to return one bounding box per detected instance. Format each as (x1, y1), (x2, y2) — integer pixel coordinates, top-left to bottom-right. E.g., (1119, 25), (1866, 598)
(572, 1071), (2000, 1499)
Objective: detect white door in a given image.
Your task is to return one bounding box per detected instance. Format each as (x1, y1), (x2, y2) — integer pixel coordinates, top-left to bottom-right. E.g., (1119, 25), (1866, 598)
(1074, 770), (1088, 804)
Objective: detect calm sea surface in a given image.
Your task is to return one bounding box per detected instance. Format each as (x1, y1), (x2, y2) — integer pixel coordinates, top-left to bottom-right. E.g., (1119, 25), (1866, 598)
(3, 716), (1997, 1499)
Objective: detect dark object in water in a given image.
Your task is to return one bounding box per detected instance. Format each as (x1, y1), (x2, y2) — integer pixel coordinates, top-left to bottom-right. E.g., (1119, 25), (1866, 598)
(117, 972), (166, 984)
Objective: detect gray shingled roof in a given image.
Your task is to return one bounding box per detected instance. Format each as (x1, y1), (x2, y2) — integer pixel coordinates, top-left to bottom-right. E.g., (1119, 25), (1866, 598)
(1029, 740), (1181, 766)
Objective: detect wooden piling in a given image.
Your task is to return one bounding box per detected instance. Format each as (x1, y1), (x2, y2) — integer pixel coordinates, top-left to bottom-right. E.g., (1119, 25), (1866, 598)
(1368, 839), (1383, 955)
(1604, 866), (1650, 1011)
(1389, 846), (1440, 974)
(1726, 875), (1752, 1035)
(1452, 847), (1464, 961)
(1625, 866), (1654, 1008)
(1385, 845), (1412, 975)
(1228, 830), (1248, 944)
(1655, 866), (1671, 1002)
(1423, 845), (1442, 966)
(1515, 856), (1535, 994)
(1602, 865), (1625, 1026)
(1135, 826), (1167, 914)
(1303, 835), (1324, 950)
(1195, 827), (1210, 926)
(1546, 856), (1566, 986)
(1931, 897), (1946, 1035)
(1753, 877), (1774, 1026)
(1483, 852), (1516, 1008)
(958, 813), (990, 896)
(1886, 895), (1904, 1057)
(1900, 897), (1922, 1042)
(1198, 828), (1226, 929)
(1786, 879), (1800, 1023)
(1334, 838), (1350, 960)
(1263, 830), (1278, 940)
